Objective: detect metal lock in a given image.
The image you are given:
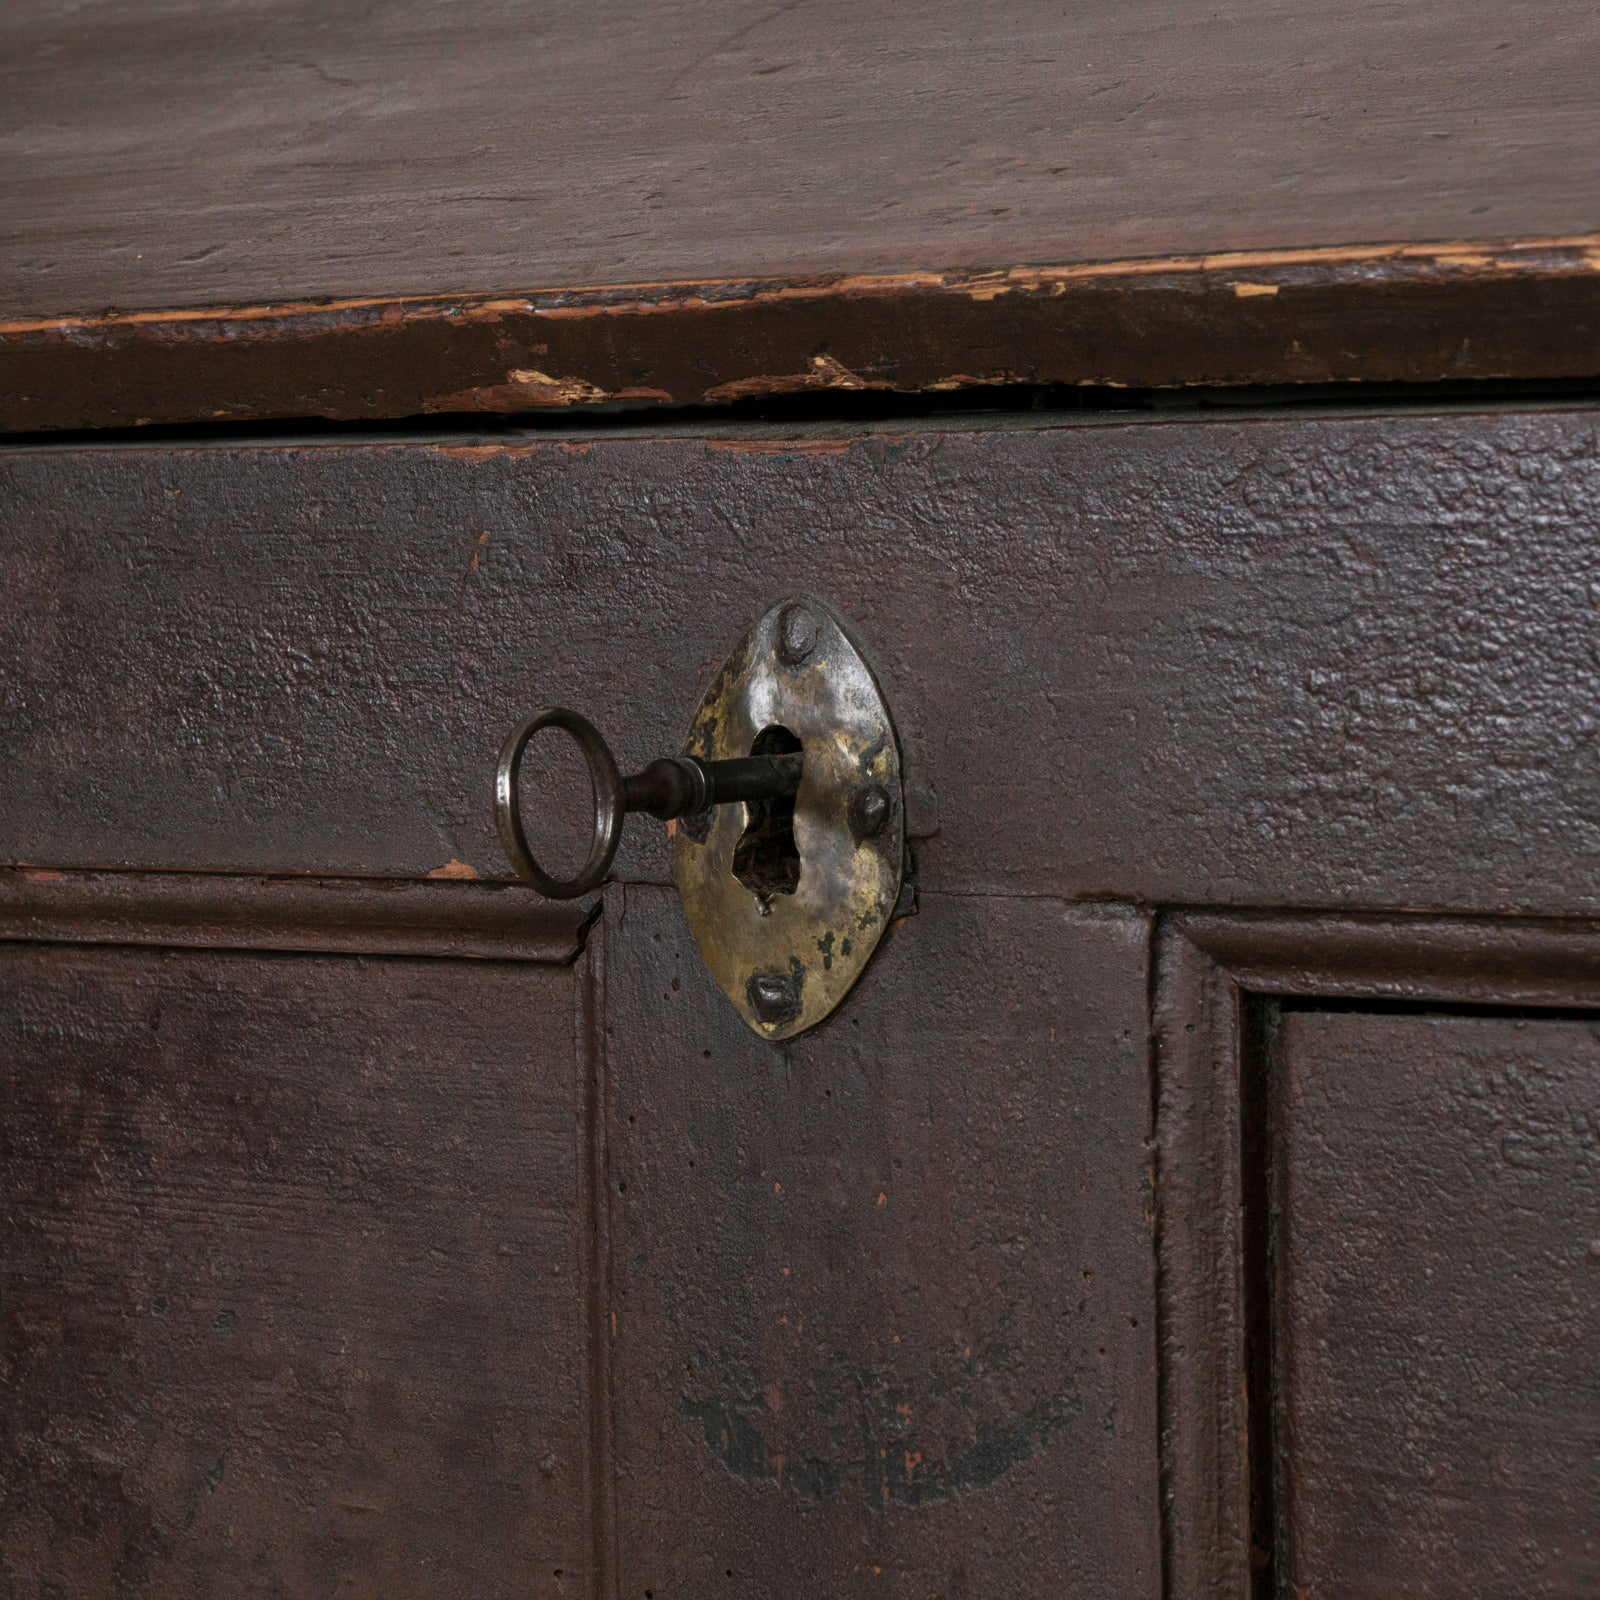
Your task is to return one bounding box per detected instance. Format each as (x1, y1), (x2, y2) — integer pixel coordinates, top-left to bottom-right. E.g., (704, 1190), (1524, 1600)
(494, 599), (904, 1039)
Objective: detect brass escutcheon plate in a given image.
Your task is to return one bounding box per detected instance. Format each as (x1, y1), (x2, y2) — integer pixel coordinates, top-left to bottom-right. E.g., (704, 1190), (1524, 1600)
(674, 599), (904, 1041)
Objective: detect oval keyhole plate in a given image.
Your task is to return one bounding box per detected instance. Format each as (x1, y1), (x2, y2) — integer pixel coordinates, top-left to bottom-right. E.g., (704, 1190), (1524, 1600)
(673, 598), (905, 1041)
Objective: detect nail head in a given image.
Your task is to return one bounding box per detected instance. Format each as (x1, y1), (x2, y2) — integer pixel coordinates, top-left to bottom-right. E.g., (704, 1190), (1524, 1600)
(776, 603), (819, 666)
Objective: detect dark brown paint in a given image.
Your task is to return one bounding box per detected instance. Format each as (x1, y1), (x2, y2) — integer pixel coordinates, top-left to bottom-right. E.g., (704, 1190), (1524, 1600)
(6, 2), (1600, 314)
(0, 865), (592, 961)
(7, 240), (1600, 432)
(603, 886), (1159, 1598)
(0, 940), (598, 1598)
(1268, 1008), (1600, 1597)
(1156, 912), (1600, 1599)
(10, 0), (1600, 430)
(8, 410), (1600, 916)
(7, 394), (1600, 1595)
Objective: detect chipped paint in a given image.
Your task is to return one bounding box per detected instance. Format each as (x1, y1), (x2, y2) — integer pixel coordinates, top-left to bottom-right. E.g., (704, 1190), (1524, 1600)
(431, 439), (590, 464)
(427, 368), (608, 410)
(925, 370), (1027, 390)
(508, 368), (608, 403)
(12, 230), (1599, 341)
(702, 353), (887, 404)
(703, 437), (854, 456)
(426, 859), (478, 879)
(12, 230), (1600, 429)
(808, 354), (866, 387)
(432, 442), (545, 461)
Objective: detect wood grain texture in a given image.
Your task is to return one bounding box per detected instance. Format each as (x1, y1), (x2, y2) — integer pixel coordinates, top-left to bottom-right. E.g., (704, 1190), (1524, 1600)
(9, 408), (1600, 915)
(4, 1), (1600, 424)
(603, 886), (1159, 1598)
(1271, 1009), (1600, 1597)
(0, 942), (596, 1598)
(5, 0), (1599, 313)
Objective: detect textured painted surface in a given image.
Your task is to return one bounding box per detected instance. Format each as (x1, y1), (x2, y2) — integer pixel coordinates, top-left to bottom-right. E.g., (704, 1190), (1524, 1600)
(7, 409), (1600, 913)
(5, 1), (1600, 315)
(1157, 919), (1600, 1600)
(603, 887), (1158, 1597)
(0, 943), (592, 1597)
(1269, 1008), (1600, 1597)
(10, 399), (1600, 1594)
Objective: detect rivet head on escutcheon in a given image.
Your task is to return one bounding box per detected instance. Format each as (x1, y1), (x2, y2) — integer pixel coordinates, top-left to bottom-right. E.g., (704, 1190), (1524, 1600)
(747, 967), (803, 1026)
(775, 601), (820, 666)
(674, 598), (905, 1041)
(848, 781), (892, 843)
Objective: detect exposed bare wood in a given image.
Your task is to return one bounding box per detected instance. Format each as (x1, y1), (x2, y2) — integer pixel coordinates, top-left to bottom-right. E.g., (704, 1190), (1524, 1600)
(6, 237), (1600, 430)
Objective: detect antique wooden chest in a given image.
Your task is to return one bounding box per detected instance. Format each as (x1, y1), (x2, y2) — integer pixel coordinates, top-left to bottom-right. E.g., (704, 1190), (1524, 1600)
(4, 4), (1599, 1596)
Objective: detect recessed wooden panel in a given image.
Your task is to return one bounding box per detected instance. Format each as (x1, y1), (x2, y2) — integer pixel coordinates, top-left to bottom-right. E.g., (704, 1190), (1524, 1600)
(0, 942), (593, 1598)
(1266, 1008), (1600, 1598)
(1156, 915), (1600, 1599)
(603, 887), (1159, 1597)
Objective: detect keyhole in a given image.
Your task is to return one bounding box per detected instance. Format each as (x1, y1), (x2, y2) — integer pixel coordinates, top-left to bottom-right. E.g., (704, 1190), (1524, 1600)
(732, 725), (803, 904)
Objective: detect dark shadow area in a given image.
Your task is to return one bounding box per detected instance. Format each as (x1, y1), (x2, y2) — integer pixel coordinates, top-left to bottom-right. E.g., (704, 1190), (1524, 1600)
(732, 725), (803, 904)
(8, 377), (1600, 449)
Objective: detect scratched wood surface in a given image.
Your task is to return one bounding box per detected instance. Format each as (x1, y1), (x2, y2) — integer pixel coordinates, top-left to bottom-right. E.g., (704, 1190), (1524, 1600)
(0, 942), (595, 1599)
(4, 1), (1600, 426)
(5, 0), (1600, 314)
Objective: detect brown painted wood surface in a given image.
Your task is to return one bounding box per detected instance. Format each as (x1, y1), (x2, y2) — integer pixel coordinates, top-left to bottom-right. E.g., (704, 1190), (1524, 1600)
(7, 239), (1600, 432)
(0, 866), (592, 961)
(7, 403), (1600, 1591)
(603, 887), (1159, 1598)
(6, 1), (1599, 312)
(1269, 1008), (1600, 1597)
(1156, 914), (1600, 1598)
(8, 407), (1600, 914)
(0, 939), (597, 1598)
(5, 2), (1600, 425)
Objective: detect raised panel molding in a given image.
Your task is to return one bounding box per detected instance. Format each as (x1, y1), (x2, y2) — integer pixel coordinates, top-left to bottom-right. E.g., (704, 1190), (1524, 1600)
(1155, 910), (1600, 1599)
